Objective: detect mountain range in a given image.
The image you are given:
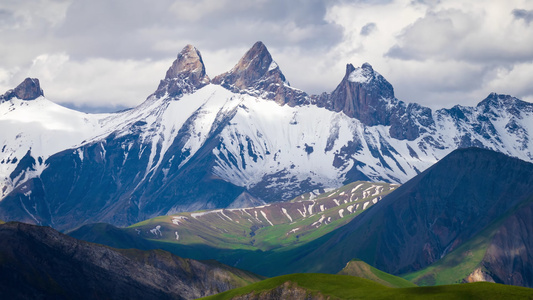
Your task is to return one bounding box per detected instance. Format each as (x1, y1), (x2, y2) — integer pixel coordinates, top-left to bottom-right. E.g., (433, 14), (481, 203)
(72, 147), (533, 290)
(1, 41), (532, 232)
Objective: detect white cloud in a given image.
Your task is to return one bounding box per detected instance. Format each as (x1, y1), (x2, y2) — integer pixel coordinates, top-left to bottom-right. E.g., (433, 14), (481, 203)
(24, 53), (169, 109)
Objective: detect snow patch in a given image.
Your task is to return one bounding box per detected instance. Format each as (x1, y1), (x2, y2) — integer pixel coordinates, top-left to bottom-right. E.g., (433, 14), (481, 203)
(171, 216), (188, 225)
(286, 227), (300, 236)
(150, 225), (162, 236)
(260, 210), (273, 226)
(281, 207), (293, 222)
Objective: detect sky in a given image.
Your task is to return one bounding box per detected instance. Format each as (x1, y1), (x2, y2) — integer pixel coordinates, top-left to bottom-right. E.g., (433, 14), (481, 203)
(1, 0), (532, 112)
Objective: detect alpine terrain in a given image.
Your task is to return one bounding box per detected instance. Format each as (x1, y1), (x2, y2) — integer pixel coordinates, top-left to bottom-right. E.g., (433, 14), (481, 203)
(256, 148), (533, 287)
(1, 42), (533, 230)
(0, 221), (263, 300)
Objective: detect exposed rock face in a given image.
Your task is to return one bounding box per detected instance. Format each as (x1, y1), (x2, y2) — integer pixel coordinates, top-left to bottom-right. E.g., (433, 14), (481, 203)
(321, 63), (394, 125)
(0, 222), (262, 300)
(463, 267), (496, 284)
(212, 41), (309, 106)
(0, 78), (43, 101)
(231, 281), (328, 300)
(316, 63), (434, 140)
(480, 202), (533, 287)
(153, 44), (210, 98)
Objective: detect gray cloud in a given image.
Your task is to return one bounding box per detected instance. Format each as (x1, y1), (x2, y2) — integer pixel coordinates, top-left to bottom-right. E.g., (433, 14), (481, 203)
(0, 9), (21, 29)
(360, 22), (377, 36)
(386, 9), (533, 64)
(54, 0), (343, 61)
(512, 9), (533, 25)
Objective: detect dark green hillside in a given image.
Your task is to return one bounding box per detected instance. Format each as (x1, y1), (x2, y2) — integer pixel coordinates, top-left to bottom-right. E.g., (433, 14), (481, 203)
(271, 148), (533, 281)
(0, 222), (263, 300)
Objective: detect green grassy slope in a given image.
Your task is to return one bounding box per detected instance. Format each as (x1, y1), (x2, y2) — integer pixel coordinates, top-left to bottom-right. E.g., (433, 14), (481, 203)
(338, 259), (416, 288)
(127, 181), (397, 252)
(200, 273), (533, 300)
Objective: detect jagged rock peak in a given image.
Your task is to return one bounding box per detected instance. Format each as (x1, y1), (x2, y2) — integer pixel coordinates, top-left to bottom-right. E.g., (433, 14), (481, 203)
(212, 41), (285, 90)
(213, 41), (309, 106)
(165, 44), (208, 81)
(347, 62), (376, 84)
(153, 44), (210, 99)
(316, 62), (433, 141)
(324, 62), (396, 124)
(1, 78), (44, 101)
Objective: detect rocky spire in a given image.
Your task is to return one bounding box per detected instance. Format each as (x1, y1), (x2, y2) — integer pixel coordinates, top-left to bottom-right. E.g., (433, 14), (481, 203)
(1, 78), (44, 101)
(212, 41), (308, 106)
(153, 45), (210, 99)
(325, 63), (395, 126)
(315, 63), (433, 141)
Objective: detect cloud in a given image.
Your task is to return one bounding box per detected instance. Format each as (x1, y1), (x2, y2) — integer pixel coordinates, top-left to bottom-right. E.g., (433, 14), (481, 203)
(360, 23), (377, 36)
(512, 9), (533, 24)
(54, 0), (343, 61)
(24, 53), (169, 110)
(386, 5), (533, 64)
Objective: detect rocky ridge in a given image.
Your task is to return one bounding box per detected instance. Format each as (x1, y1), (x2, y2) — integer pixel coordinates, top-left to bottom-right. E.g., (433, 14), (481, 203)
(0, 78), (43, 101)
(153, 44), (210, 98)
(212, 41), (309, 106)
(0, 221), (262, 300)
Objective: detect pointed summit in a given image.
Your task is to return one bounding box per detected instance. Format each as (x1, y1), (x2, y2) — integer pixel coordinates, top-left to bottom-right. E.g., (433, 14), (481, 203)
(315, 63), (432, 140)
(212, 41), (281, 90)
(1, 78), (44, 102)
(213, 41), (308, 106)
(327, 63), (395, 126)
(153, 45), (210, 99)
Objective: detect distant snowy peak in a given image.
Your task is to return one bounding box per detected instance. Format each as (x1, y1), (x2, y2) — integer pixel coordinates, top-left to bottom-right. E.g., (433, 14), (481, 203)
(152, 44), (210, 99)
(212, 41), (309, 106)
(477, 93), (533, 115)
(0, 78), (44, 102)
